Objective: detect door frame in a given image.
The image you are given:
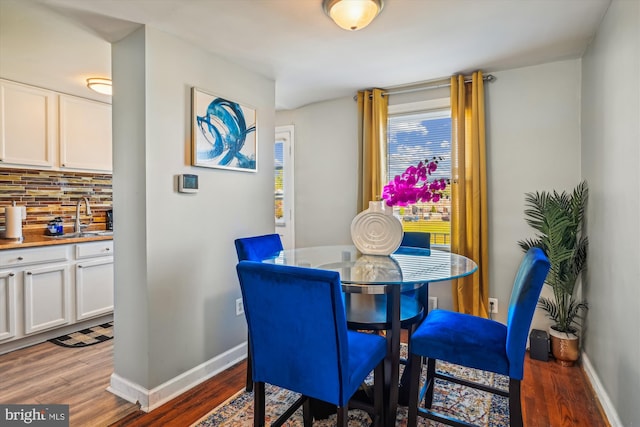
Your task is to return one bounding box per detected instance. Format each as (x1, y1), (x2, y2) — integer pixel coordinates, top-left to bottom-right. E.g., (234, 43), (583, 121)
(275, 125), (295, 249)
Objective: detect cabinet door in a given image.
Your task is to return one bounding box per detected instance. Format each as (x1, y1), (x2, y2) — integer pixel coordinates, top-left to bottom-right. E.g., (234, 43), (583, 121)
(0, 270), (17, 341)
(0, 80), (56, 168)
(24, 264), (70, 334)
(75, 258), (113, 320)
(59, 95), (112, 172)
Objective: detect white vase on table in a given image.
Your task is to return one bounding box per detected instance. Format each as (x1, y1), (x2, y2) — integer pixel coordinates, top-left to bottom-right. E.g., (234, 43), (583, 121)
(350, 201), (404, 256)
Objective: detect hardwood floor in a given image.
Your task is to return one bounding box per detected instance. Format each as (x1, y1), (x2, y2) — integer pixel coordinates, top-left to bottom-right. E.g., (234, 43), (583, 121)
(0, 339), (610, 427)
(0, 341), (138, 426)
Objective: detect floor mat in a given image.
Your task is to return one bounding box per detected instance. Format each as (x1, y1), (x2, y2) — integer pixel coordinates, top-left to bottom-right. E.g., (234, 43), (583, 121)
(49, 322), (113, 348)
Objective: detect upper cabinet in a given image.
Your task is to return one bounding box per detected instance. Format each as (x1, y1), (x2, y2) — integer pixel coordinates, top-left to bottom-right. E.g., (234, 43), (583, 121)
(0, 79), (112, 173)
(0, 80), (56, 168)
(59, 95), (112, 172)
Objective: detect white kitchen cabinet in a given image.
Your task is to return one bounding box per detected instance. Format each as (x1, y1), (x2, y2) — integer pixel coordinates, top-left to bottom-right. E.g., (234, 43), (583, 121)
(75, 241), (114, 321)
(59, 94), (112, 172)
(0, 241), (115, 350)
(0, 245), (71, 339)
(0, 79), (112, 173)
(23, 263), (71, 334)
(0, 270), (17, 341)
(0, 80), (56, 168)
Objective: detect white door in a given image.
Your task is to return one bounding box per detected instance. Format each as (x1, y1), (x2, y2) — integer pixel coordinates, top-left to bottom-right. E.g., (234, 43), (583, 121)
(275, 125), (295, 249)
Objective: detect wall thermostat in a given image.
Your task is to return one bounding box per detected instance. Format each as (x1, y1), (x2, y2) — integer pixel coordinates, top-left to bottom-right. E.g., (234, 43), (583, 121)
(178, 174), (198, 193)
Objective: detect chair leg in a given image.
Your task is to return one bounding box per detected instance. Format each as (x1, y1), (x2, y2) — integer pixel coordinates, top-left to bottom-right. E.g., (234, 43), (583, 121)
(336, 405), (348, 427)
(254, 382), (265, 427)
(424, 357), (436, 409)
(246, 335), (253, 392)
(397, 322), (419, 406)
(407, 353), (422, 427)
(373, 361), (384, 427)
(302, 398), (313, 427)
(509, 378), (524, 427)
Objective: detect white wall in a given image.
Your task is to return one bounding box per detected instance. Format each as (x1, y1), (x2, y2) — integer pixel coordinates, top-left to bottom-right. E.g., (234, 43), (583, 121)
(276, 97), (358, 247)
(277, 60), (583, 321)
(112, 26), (275, 392)
(581, 1), (640, 425)
(487, 59), (582, 326)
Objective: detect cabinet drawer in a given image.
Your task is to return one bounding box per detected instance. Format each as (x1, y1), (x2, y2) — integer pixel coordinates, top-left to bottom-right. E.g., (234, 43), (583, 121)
(76, 241), (114, 259)
(0, 246), (69, 268)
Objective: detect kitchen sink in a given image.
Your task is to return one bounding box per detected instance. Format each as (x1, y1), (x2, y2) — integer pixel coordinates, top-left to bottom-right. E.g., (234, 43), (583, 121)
(46, 230), (113, 239)
(83, 230), (114, 237)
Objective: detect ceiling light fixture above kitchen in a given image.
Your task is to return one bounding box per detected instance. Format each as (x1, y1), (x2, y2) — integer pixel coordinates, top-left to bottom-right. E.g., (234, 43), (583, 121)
(86, 78), (112, 96)
(322, 0), (384, 31)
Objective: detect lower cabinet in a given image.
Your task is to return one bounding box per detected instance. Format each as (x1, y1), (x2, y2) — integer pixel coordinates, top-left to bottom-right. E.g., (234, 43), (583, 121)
(75, 258), (114, 320)
(24, 263), (70, 334)
(0, 270), (17, 341)
(0, 240), (113, 351)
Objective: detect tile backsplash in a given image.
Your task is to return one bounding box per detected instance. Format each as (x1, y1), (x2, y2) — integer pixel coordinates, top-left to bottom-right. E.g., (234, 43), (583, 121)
(0, 168), (112, 231)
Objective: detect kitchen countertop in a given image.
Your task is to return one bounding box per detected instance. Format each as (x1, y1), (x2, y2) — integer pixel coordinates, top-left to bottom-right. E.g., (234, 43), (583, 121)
(0, 229), (113, 250)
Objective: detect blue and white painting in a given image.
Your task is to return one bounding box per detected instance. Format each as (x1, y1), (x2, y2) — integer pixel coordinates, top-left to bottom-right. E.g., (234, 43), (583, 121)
(192, 88), (257, 171)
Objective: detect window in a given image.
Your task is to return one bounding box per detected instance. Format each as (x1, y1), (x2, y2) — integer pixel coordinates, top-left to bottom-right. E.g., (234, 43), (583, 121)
(387, 102), (451, 245)
(274, 141), (284, 225)
(274, 125), (295, 249)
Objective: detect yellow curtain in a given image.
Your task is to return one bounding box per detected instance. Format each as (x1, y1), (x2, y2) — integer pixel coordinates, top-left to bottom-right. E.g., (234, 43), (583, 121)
(450, 71), (489, 317)
(356, 89), (388, 212)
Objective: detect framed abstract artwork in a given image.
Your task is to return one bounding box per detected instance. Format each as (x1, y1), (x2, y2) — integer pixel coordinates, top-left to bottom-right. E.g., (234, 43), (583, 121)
(191, 87), (257, 172)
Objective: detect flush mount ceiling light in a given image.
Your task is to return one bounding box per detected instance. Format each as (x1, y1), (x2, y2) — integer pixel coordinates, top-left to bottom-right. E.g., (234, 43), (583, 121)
(86, 78), (112, 96)
(322, 0), (384, 31)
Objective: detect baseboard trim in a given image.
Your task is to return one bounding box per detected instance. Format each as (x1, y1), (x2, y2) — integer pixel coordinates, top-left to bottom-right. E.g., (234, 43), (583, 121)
(582, 352), (623, 427)
(108, 341), (247, 412)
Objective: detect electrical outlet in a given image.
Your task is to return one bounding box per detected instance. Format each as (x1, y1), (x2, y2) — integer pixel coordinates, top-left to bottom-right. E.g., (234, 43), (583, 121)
(235, 298), (244, 316)
(428, 296), (438, 312)
(488, 298), (498, 314)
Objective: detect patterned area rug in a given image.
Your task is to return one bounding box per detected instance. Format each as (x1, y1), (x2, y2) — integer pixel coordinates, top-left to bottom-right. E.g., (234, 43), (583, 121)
(192, 345), (510, 427)
(49, 322), (113, 348)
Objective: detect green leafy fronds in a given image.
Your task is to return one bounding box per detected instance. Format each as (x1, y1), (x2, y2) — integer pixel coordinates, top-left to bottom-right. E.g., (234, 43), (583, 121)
(538, 297), (561, 322)
(538, 296), (588, 333)
(522, 181), (589, 331)
(517, 237), (543, 252)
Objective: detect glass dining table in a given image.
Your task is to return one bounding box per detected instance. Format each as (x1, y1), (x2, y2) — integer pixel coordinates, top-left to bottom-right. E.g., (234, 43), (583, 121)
(262, 244), (478, 425)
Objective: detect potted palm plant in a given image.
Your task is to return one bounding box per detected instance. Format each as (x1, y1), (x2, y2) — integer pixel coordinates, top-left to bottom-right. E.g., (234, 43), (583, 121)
(518, 181), (588, 366)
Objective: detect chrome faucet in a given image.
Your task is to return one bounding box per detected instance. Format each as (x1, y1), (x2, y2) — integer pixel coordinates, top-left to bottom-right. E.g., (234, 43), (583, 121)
(74, 197), (92, 233)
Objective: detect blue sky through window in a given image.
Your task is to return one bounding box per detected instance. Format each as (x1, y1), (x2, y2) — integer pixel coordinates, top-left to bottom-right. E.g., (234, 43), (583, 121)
(387, 113), (451, 182)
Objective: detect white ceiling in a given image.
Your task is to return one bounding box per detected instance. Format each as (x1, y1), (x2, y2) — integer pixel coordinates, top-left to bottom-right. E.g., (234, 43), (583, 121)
(32, 0), (611, 110)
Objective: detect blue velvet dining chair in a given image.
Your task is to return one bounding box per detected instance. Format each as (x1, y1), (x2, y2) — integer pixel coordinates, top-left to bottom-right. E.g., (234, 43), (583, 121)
(393, 231), (431, 404)
(234, 233), (283, 263)
(234, 233), (284, 392)
(400, 231), (431, 250)
(397, 231), (431, 304)
(236, 261), (387, 427)
(407, 247), (550, 427)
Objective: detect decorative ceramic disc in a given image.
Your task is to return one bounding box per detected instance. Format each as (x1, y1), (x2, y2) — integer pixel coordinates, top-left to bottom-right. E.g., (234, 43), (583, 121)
(350, 210), (404, 255)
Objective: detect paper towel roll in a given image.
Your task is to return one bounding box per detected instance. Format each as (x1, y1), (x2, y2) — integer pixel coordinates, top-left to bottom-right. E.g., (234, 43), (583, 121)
(5, 206), (24, 239)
